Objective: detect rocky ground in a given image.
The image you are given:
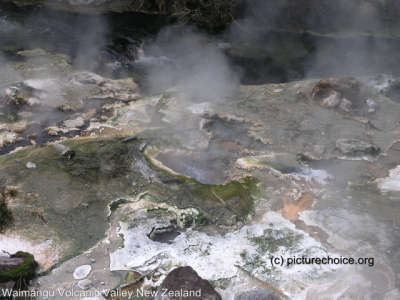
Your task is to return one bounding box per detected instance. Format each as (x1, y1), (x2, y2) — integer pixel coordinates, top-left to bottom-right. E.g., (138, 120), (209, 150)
(0, 48), (400, 300)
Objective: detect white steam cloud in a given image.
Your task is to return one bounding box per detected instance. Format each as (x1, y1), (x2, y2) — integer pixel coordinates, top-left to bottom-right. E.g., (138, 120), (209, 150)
(73, 14), (108, 70)
(142, 27), (239, 101)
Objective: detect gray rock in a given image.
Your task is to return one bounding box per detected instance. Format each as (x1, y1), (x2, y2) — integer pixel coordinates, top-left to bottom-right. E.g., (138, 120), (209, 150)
(366, 98), (379, 113)
(54, 144), (75, 159)
(77, 279), (92, 290)
(336, 139), (380, 156)
(311, 77), (362, 103)
(73, 265), (92, 280)
(320, 91), (341, 108)
(26, 162), (36, 169)
(234, 288), (281, 300)
(366, 99), (379, 110)
(339, 98), (353, 112)
(17, 48), (47, 57)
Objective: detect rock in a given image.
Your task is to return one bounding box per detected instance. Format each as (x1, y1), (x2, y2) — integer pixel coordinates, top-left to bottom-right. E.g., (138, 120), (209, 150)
(336, 139), (380, 156)
(339, 98), (353, 112)
(366, 98), (379, 113)
(366, 99), (379, 110)
(362, 172), (372, 179)
(44, 126), (61, 136)
(0, 131), (19, 148)
(54, 144), (75, 159)
(0, 256), (25, 271)
(0, 252), (38, 288)
(26, 162), (37, 169)
(62, 115), (85, 128)
(78, 279), (93, 290)
(6, 122), (27, 133)
(5, 82), (34, 107)
(84, 76), (140, 102)
(155, 266), (221, 300)
(68, 72), (104, 86)
(234, 288), (281, 300)
(311, 77), (362, 103)
(319, 90), (341, 108)
(73, 264), (92, 280)
(17, 48), (48, 57)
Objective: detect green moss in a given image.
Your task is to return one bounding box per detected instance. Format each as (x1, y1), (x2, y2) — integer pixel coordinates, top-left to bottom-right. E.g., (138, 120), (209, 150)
(0, 251), (38, 283)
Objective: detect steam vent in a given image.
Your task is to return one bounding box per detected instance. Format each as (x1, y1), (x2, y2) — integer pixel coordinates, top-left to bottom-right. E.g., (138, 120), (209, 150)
(1, 1), (400, 299)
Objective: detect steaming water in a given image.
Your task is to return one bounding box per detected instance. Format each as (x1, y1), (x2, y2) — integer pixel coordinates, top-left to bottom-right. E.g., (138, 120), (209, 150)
(155, 151), (227, 185)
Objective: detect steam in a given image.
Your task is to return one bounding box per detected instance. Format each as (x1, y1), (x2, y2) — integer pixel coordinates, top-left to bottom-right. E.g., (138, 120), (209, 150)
(306, 2), (393, 78)
(142, 27), (239, 101)
(72, 15), (109, 70)
(227, 0), (280, 43)
(227, 0), (399, 81)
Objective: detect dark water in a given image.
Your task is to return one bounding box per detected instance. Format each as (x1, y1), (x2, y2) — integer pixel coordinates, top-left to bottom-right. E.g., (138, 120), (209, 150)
(2, 3), (400, 87)
(0, 3), (168, 75)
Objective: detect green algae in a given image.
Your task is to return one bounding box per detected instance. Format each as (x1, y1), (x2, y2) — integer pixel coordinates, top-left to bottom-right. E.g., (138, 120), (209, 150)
(110, 198), (131, 212)
(240, 228), (304, 280)
(0, 251), (38, 283)
(0, 136), (264, 267)
(0, 138), (144, 261)
(179, 211), (209, 227)
(142, 146), (263, 224)
(249, 228), (303, 254)
(192, 178), (260, 222)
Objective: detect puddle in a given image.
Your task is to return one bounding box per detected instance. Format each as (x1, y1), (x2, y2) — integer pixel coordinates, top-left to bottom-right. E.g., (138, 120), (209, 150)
(205, 116), (257, 148)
